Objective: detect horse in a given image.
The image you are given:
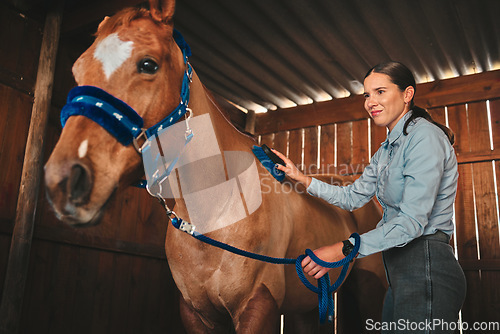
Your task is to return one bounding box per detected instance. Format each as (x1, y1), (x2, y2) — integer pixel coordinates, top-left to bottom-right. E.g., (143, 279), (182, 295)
(44, 0), (386, 332)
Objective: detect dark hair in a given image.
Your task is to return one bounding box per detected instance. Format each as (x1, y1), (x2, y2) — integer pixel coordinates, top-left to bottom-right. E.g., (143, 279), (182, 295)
(364, 61), (454, 145)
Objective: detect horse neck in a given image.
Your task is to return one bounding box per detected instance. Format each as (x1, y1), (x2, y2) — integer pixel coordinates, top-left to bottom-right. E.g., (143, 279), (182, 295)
(168, 71), (259, 227)
(188, 71), (255, 151)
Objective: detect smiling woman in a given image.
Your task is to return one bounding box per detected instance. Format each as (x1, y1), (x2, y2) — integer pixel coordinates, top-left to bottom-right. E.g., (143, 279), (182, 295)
(274, 61), (466, 334)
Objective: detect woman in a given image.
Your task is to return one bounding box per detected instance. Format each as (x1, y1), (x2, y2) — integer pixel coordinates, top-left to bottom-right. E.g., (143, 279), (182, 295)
(273, 61), (466, 332)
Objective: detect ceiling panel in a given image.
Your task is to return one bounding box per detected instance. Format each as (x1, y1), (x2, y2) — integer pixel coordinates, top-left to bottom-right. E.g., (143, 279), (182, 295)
(53, 0), (500, 113)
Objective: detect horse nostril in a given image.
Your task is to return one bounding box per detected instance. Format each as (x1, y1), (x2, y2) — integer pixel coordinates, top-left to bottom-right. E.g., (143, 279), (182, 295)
(68, 163), (92, 205)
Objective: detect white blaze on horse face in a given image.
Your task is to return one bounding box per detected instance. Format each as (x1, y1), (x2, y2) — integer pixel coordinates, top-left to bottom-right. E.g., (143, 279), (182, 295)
(78, 139), (88, 158)
(93, 33), (134, 79)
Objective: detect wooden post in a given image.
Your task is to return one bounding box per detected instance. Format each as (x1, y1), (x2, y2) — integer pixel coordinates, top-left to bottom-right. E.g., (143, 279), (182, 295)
(245, 109), (256, 135)
(0, 1), (64, 333)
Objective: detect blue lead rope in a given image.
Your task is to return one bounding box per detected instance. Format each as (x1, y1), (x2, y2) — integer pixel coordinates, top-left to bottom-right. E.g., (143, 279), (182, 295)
(171, 216), (360, 324)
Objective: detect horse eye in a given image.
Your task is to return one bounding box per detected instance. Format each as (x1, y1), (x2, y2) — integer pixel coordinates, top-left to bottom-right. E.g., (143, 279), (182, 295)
(137, 58), (159, 74)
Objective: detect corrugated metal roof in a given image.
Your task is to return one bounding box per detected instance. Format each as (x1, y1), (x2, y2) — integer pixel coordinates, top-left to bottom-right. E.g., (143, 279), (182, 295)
(172, 0), (500, 113)
(30, 0), (500, 113)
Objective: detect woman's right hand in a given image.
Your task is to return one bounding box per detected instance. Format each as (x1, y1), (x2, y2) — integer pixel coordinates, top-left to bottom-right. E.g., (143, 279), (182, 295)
(271, 149), (312, 188)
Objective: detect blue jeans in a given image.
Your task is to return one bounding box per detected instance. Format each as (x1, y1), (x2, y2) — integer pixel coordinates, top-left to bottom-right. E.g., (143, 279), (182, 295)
(381, 231), (466, 333)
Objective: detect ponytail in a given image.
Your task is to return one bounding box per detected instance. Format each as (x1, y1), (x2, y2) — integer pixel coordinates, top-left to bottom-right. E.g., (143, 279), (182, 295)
(404, 105), (455, 145)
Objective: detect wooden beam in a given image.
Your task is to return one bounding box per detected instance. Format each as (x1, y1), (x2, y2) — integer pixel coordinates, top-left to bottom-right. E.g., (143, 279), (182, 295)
(256, 95), (366, 135)
(459, 259), (500, 271)
(0, 1), (63, 332)
(0, 221), (166, 260)
(244, 110), (256, 135)
(0, 68), (35, 97)
(255, 70), (500, 134)
(415, 70), (500, 108)
(457, 150), (500, 164)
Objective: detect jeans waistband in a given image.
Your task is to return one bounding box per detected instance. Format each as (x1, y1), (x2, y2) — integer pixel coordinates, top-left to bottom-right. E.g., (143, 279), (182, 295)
(418, 230), (450, 243)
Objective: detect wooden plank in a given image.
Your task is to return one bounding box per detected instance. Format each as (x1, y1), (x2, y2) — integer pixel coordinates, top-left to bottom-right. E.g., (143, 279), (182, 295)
(0, 2), (64, 332)
(472, 161), (500, 322)
(109, 253), (132, 334)
(336, 122), (352, 174)
(256, 95), (367, 134)
(370, 120), (386, 157)
(90, 251), (115, 332)
(29, 223), (166, 259)
(486, 161), (500, 321)
(319, 124), (335, 175)
(456, 150), (500, 164)
(255, 70), (500, 134)
(428, 106), (446, 125)
(0, 2), (40, 96)
(52, 243), (80, 333)
(19, 239), (52, 333)
(0, 85), (32, 222)
(288, 129), (303, 171)
(303, 126), (318, 174)
(273, 131), (288, 156)
(116, 189), (141, 243)
(459, 259), (500, 271)
(244, 109), (256, 134)
(446, 104), (469, 155)
(467, 101), (491, 153)
(351, 119), (369, 174)
(0, 68), (34, 96)
(465, 99), (500, 323)
(454, 164), (481, 324)
(127, 255), (147, 332)
(416, 70), (500, 109)
(259, 133), (274, 148)
(489, 98), (500, 150)
(70, 247), (100, 333)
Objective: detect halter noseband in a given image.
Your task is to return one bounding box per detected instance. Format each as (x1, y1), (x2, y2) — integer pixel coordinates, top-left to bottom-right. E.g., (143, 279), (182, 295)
(60, 29), (193, 152)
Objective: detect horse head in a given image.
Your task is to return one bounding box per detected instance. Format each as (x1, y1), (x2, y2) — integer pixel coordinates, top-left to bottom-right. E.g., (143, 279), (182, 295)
(44, 0), (183, 225)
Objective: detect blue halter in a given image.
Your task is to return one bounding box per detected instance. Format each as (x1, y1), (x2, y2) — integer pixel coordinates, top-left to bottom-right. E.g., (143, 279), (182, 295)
(60, 29), (193, 150)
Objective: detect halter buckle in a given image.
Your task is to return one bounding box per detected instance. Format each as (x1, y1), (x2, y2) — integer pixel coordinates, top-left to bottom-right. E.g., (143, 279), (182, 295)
(133, 128), (148, 153)
(186, 62), (193, 83)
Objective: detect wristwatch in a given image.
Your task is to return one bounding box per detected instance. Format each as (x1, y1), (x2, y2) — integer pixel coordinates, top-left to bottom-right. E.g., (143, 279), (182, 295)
(342, 239), (355, 257)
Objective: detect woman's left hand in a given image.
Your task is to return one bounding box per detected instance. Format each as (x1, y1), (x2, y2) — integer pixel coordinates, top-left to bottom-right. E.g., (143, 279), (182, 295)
(301, 242), (344, 279)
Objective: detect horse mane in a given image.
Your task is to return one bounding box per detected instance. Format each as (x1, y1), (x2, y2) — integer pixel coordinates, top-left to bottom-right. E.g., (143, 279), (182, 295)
(95, 7), (156, 38)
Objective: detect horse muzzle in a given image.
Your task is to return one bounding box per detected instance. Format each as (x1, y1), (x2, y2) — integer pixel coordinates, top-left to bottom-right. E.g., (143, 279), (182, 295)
(44, 158), (102, 225)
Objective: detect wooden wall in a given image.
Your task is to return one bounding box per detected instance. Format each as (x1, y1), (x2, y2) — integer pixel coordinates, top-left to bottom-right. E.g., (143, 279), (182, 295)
(256, 70), (500, 326)
(0, 3), (185, 333)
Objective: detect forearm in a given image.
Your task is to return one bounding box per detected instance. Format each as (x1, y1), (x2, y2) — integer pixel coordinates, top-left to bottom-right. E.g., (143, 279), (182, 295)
(307, 177), (374, 211)
(296, 174), (312, 188)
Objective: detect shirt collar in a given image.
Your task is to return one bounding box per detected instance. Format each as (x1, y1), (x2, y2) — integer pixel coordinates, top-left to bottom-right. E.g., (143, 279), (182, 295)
(380, 111), (412, 147)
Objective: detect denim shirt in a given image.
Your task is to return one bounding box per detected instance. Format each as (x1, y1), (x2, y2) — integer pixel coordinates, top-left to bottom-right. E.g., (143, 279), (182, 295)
(307, 113), (458, 257)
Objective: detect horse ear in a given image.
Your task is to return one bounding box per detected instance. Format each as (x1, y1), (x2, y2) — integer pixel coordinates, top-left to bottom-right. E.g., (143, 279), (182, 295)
(149, 0), (176, 24)
(97, 16), (110, 32)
